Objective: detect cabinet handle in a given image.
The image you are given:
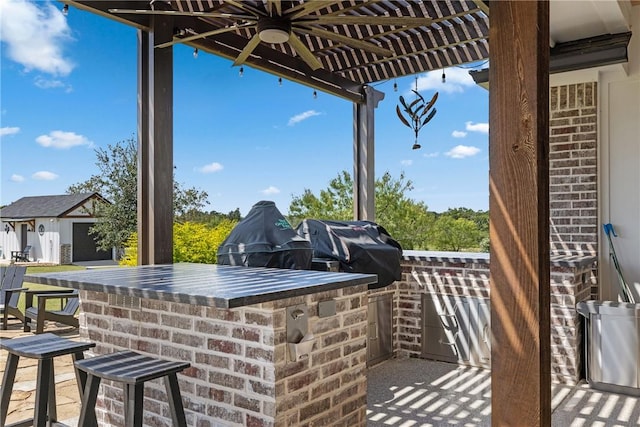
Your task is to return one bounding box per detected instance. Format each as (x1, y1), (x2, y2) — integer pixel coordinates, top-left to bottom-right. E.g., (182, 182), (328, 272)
(439, 313), (459, 330)
(369, 322), (378, 340)
(438, 331), (458, 346)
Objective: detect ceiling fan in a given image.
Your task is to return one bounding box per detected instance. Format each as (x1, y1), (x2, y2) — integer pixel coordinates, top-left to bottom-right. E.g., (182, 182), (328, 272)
(109, 0), (429, 71)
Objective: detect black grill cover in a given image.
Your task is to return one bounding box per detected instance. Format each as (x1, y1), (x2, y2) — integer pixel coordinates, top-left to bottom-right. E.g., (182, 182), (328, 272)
(296, 219), (402, 289)
(217, 201), (313, 269)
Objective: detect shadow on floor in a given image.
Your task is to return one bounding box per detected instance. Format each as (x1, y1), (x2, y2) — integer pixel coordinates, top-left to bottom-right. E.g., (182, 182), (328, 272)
(367, 358), (640, 427)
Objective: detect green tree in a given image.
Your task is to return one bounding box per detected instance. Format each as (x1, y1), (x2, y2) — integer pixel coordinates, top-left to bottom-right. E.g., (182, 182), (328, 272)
(374, 171), (434, 250)
(442, 207), (489, 234)
(288, 170), (434, 250)
(288, 170), (353, 224)
(177, 208), (241, 227)
(429, 216), (481, 251)
(68, 138), (209, 255)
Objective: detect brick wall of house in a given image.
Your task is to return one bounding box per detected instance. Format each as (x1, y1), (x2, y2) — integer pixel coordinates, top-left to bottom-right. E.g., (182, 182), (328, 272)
(549, 82), (598, 257)
(78, 284), (368, 427)
(393, 253), (595, 386)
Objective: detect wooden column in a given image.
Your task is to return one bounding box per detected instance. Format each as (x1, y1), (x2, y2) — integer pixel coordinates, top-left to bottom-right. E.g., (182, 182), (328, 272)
(137, 16), (174, 265)
(353, 85), (384, 221)
(489, 2), (551, 426)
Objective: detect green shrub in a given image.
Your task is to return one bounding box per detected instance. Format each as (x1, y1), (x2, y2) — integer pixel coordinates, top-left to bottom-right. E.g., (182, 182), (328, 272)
(119, 219), (237, 266)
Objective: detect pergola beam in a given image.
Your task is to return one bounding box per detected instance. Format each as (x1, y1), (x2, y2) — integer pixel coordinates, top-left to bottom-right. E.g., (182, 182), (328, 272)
(137, 16), (174, 265)
(353, 86), (384, 221)
(489, 2), (551, 425)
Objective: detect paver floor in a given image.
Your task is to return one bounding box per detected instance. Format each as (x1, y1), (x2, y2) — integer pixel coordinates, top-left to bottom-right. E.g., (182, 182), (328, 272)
(3, 323), (640, 426)
(0, 322), (81, 425)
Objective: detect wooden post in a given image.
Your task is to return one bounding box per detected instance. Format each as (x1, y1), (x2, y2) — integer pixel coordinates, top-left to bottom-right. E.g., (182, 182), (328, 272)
(353, 85), (384, 221)
(137, 16), (174, 265)
(489, 2), (551, 425)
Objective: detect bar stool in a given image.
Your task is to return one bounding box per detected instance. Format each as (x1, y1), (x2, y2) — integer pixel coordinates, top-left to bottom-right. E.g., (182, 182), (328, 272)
(74, 350), (190, 427)
(0, 333), (96, 427)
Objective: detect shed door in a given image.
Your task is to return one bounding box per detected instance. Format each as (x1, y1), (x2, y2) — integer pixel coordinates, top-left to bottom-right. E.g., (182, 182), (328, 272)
(72, 223), (111, 262)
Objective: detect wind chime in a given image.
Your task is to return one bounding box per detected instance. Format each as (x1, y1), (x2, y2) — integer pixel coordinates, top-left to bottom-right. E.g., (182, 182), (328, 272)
(396, 77), (438, 149)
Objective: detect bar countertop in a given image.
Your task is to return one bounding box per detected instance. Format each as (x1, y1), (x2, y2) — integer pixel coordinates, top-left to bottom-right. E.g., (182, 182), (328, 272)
(24, 263), (377, 309)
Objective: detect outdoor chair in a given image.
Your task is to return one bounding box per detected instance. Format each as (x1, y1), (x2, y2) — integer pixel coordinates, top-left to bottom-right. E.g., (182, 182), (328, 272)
(11, 245), (32, 262)
(0, 265), (28, 329)
(24, 289), (80, 334)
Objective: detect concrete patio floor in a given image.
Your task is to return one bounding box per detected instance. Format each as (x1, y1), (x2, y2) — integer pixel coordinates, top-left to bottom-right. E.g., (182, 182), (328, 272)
(367, 357), (640, 426)
(2, 321), (640, 426)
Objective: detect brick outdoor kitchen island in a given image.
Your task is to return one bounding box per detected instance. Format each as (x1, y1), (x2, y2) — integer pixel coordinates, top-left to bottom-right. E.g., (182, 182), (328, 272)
(25, 263), (377, 426)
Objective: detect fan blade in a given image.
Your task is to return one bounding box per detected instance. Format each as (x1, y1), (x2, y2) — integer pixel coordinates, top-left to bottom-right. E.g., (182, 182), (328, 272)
(233, 33), (262, 66)
(266, 0), (282, 16)
(288, 33), (323, 70)
(294, 26), (393, 57)
(108, 8), (254, 20)
(303, 16), (431, 27)
(223, 0), (266, 18)
(155, 22), (255, 49)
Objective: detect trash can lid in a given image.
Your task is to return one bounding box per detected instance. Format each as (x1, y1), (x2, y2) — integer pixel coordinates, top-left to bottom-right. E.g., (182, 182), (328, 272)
(576, 300), (640, 317)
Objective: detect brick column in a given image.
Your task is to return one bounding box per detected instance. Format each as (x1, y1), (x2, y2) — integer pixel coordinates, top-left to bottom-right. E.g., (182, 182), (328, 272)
(549, 82), (598, 256)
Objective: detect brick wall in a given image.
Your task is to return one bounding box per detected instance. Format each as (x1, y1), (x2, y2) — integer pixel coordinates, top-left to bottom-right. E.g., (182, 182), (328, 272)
(60, 243), (71, 264)
(549, 82), (598, 257)
(78, 284), (368, 427)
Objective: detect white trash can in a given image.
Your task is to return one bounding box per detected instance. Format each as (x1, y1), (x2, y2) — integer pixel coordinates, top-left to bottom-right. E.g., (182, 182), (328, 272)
(576, 300), (640, 396)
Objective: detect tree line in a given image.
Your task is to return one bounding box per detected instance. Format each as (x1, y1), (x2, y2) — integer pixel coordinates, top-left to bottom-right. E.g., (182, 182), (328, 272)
(287, 170), (489, 252)
(70, 139), (488, 263)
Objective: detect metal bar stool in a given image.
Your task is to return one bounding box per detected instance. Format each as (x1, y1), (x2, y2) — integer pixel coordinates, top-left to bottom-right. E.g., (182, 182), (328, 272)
(0, 333), (95, 427)
(74, 350), (190, 427)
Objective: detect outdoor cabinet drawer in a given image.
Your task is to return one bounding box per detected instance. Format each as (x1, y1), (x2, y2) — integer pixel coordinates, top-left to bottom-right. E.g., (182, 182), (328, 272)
(421, 294), (470, 364)
(421, 293), (490, 368)
(367, 294), (393, 366)
(422, 326), (468, 363)
(469, 298), (491, 368)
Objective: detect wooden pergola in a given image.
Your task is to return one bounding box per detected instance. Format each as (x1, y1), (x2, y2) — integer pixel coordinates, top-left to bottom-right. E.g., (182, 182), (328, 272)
(65, 1), (550, 425)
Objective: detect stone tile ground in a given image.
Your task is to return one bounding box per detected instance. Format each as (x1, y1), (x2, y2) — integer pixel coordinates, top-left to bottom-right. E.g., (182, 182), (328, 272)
(0, 322), (81, 425)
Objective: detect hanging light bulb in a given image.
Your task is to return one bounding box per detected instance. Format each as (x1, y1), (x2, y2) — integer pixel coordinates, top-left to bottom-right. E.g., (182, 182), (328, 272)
(193, 48), (198, 59)
(441, 69), (446, 84)
(313, 90), (317, 99)
(62, 4), (69, 15)
(393, 81), (398, 92)
(239, 66), (244, 77)
(278, 77), (282, 86)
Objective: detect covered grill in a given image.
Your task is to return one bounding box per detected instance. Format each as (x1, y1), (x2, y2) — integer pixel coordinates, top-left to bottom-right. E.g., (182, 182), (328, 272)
(217, 201), (312, 270)
(295, 219), (402, 289)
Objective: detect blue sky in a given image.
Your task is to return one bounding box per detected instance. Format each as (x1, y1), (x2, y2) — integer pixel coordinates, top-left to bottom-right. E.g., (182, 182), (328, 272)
(0, 0), (490, 216)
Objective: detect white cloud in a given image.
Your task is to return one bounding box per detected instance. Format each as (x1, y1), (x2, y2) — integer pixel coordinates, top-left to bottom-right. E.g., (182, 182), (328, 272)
(36, 130), (93, 149)
(452, 130), (467, 138)
(288, 110), (321, 126)
(414, 68), (476, 94)
(400, 159), (413, 166)
(34, 76), (72, 92)
(0, 0), (75, 76)
(32, 171), (59, 180)
(261, 186), (280, 195)
(197, 162), (224, 173)
(465, 121), (489, 134)
(445, 145), (481, 159)
(10, 174), (24, 182)
(0, 127), (20, 137)
(423, 152), (439, 158)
